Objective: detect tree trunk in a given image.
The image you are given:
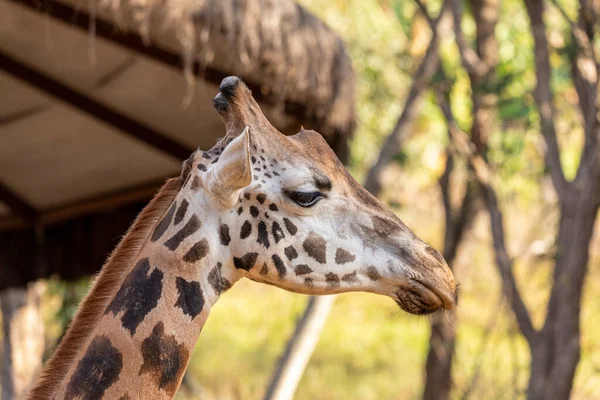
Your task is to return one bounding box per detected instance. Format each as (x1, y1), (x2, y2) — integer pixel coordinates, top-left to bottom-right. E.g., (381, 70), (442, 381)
(422, 315), (456, 400)
(522, 0), (600, 397)
(527, 192), (597, 400)
(263, 296), (336, 400)
(1, 283), (45, 400)
(437, 0), (600, 389)
(422, 154), (476, 400)
(423, 0), (497, 396)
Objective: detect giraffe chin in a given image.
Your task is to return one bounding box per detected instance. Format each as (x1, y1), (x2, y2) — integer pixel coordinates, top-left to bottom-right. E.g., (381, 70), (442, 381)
(394, 281), (445, 315)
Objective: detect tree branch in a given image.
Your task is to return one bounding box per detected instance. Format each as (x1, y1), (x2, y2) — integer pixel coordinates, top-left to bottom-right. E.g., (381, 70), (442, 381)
(523, 0), (569, 200)
(548, 0), (576, 26)
(450, 0), (490, 78)
(413, 0), (435, 29)
(364, 0), (452, 195)
(438, 131), (479, 262)
(263, 296), (336, 400)
(549, 0), (598, 137)
(434, 85), (538, 347)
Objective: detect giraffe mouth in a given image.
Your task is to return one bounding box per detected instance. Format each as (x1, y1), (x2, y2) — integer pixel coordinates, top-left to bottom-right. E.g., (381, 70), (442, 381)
(394, 280), (444, 315)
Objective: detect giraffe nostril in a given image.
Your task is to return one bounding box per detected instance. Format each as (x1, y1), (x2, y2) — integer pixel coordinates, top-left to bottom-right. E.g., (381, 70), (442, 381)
(425, 245), (446, 266)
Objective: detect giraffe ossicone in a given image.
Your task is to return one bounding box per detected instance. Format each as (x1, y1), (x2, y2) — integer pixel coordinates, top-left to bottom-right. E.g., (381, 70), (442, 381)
(30, 76), (457, 400)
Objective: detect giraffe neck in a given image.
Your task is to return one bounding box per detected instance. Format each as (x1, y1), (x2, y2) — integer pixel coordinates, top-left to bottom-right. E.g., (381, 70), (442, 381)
(54, 190), (239, 400)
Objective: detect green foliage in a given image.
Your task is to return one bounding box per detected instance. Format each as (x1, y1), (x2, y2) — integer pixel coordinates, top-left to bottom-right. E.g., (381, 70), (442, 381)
(301, 0), (420, 180)
(45, 277), (90, 333)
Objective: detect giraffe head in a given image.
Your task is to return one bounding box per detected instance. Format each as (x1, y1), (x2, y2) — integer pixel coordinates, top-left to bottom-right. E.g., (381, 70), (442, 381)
(186, 77), (457, 315)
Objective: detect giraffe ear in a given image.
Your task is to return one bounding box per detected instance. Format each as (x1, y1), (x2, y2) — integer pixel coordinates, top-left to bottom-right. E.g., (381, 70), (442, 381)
(206, 127), (252, 206)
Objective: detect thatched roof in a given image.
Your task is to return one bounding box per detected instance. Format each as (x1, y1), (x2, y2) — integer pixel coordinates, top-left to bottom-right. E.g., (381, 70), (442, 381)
(0, 0), (355, 234)
(88, 0), (357, 137)
(0, 0), (356, 287)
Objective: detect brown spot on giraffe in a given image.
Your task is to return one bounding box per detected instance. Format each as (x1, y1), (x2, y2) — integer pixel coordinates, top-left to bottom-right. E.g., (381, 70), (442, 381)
(260, 263), (269, 275)
(283, 218), (298, 235)
(272, 254), (287, 278)
(303, 232), (327, 263)
(284, 246), (298, 261)
(240, 220), (252, 239)
(183, 238), (210, 263)
(174, 199), (189, 225)
(105, 258), (163, 335)
(139, 322), (190, 397)
(219, 224), (231, 246)
(294, 265), (313, 276)
(234, 252), (259, 271)
(165, 215), (201, 251)
(257, 221), (270, 248)
(335, 248), (356, 264)
(65, 336), (123, 400)
(342, 271), (359, 284)
(325, 272), (340, 289)
(367, 266), (381, 281)
(208, 263), (232, 295)
(151, 202), (176, 242)
(272, 221), (285, 243)
(370, 215), (405, 239)
(174, 277), (205, 319)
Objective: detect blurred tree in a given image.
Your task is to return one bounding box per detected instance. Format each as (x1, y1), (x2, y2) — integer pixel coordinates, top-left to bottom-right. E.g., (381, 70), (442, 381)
(435, 0), (600, 397)
(1, 283), (45, 400)
(519, 1), (599, 398)
(421, 0), (500, 397)
(364, 0), (451, 195)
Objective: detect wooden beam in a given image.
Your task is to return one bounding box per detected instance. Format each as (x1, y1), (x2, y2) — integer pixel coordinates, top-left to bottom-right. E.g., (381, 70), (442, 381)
(0, 51), (192, 161)
(0, 178), (168, 231)
(41, 179), (165, 224)
(6, 0), (313, 123)
(0, 181), (38, 223)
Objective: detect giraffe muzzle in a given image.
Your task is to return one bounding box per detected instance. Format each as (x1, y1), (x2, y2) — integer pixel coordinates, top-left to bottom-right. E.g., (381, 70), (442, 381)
(395, 279), (452, 315)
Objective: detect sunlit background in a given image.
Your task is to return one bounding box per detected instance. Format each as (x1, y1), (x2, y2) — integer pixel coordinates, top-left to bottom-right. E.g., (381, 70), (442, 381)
(1, 0), (600, 399)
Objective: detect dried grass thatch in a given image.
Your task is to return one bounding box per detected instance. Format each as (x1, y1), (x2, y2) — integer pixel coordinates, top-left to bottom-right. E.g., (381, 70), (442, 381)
(77, 0), (356, 159)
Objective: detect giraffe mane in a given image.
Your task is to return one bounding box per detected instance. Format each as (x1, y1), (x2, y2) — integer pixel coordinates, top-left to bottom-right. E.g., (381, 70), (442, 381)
(28, 177), (183, 399)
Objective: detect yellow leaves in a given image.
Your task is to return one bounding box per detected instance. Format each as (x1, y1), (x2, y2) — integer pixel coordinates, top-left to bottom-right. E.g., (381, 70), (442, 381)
(409, 16), (432, 57)
(548, 30), (565, 49)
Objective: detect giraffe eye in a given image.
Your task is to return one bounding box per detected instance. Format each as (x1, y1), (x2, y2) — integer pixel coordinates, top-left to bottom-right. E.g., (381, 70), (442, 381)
(287, 191), (324, 207)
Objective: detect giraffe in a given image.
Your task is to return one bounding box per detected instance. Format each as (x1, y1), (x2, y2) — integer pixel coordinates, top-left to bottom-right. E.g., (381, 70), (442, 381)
(29, 76), (457, 400)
